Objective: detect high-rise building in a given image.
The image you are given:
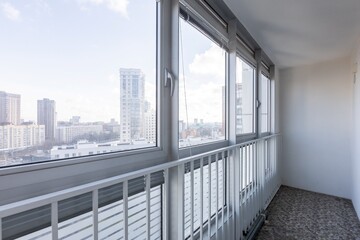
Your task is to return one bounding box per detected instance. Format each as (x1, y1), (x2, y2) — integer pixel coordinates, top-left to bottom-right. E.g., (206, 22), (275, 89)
(0, 91), (21, 125)
(144, 108), (156, 143)
(120, 68), (145, 143)
(236, 65), (254, 134)
(37, 98), (56, 141)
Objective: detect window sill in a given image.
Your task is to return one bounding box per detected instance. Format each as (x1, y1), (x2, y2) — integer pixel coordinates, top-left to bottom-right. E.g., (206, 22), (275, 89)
(178, 140), (229, 159)
(0, 146), (165, 176)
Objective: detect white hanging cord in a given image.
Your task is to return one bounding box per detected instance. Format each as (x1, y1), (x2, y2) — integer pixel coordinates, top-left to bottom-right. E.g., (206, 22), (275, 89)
(179, 19), (193, 157)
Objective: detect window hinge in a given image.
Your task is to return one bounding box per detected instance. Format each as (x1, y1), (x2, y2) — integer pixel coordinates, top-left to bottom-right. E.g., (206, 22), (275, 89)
(164, 68), (175, 96)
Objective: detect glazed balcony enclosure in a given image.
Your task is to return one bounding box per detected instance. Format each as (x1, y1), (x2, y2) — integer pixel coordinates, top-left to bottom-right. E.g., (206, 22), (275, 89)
(0, 0), (359, 239)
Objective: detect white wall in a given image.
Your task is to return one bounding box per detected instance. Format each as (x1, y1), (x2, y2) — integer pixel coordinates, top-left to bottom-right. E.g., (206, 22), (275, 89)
(352, 43), (360, 217)
(279, 57), (353, 199)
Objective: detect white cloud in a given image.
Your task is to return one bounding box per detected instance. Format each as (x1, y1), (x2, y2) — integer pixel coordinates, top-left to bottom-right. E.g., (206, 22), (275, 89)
(179, 79), (223, 123)
(79, 0), (129, 17)
(189, 43), (225, 77)
(33, 0), (52, 15)
(106, 0), (128, 16)
(1, 2), (21, 21)
(179, 44), (226, 123)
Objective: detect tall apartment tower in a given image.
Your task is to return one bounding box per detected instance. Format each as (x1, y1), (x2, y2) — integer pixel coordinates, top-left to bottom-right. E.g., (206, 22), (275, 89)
(143, 101), (156, 143)
(37, 98), (56, 141)
(0, 91), (21, 125)
(120, 68), (145, 143)
(235, 64), (254, 134)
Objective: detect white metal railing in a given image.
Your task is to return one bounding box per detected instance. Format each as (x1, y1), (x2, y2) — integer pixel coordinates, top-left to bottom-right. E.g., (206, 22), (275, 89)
(0, 134), (280, 240)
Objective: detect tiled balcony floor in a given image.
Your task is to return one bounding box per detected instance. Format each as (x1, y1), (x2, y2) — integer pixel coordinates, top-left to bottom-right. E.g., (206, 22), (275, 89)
(256, 186), (360, 240)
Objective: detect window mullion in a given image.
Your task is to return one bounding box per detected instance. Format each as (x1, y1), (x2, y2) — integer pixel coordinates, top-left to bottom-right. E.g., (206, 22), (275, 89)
(165, 0), (182, 240)
(255, 49), (262, 137)
(228, 19), (237, 145)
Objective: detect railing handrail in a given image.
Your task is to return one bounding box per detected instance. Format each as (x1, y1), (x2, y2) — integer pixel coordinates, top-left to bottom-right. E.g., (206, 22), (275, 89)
(0, 134), (280, 218)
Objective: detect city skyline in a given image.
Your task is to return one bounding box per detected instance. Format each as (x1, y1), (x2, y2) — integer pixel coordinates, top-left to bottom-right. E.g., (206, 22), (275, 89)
(0, 1), (230, 124)
(0, 0), (157, 123)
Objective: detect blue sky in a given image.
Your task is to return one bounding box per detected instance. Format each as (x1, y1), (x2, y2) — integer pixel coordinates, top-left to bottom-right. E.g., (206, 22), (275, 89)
(0, 0), (225, 123)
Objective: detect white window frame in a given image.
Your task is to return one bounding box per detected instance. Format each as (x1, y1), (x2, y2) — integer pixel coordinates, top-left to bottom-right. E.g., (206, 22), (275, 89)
(259, 70), (272, 137)
(235, 54), (257, 143)
(177, 1), (230, 158)
(0, 0), (170, 205)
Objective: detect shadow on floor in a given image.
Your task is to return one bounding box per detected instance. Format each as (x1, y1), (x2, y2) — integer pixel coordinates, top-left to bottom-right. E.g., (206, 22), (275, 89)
(255, 185), (360, 240)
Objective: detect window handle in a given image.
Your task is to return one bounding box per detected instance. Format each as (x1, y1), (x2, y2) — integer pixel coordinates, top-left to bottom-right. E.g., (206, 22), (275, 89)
(164, 68), (175, 97)
(256, 100), (261, 108)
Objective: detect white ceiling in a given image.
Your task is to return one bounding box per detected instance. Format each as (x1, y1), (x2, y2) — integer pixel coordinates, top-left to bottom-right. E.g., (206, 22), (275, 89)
(224, 0), (360, 69)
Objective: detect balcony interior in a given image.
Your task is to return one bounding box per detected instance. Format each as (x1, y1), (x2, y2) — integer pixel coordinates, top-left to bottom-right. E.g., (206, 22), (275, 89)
(1, 0), (360, 239)
(256, 186), (360, 239)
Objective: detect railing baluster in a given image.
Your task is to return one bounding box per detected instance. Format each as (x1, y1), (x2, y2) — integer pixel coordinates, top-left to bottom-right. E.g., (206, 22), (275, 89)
(256, 143), (259, 216)
(231, 149), (235, 239)
(164, 169), (169, 240)
(264, 140), (268, 204)
(222, 152), (225, 235)
(256, 143), (260, 216)
(260, 141), (263, 207)
(273, 138), (276, 192)
(178, 164), (185, 240)
(190, 161), (194, 240)
(247, 144), (251, 227)
(264, 141), (267, 205)
(250, 144), (257, 222)
(272, 138), (275, 181)
(244, 145), (248, 229)
(93, 190), (98, 240)
(255, 144), (257, 217)
(240, 146), (243, 233)
(216, 155), (219, 238)
(259, 141), (263, 209)
(123, 180), (128, 240)
(253, 144), (256, 221)
(275, 136), (278, 185)
(272, 140), (274, 186)
(51, 202), (58, 240)
(146, 174), (151, 240)
(208, 156), (212, 239)
(268, 140), (271, 203)
(226, 150), (230, 238)
(269, 140), (272, 201)
(249, 144), (253, 225)
(200, 158), (204, 240)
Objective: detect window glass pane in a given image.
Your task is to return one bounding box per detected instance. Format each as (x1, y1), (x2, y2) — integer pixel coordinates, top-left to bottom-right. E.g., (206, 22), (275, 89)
(178, 18), (226, 148)
(236, 57), (254, 135)
(0, 1), (157, 166)
(260, 74), (270, 133)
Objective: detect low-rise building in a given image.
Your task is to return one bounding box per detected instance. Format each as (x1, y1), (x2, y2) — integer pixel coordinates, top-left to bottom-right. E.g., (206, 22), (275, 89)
(55, 124), (103, 143)
(50, 140), (152, 159)
(0, 123), (45, 150)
